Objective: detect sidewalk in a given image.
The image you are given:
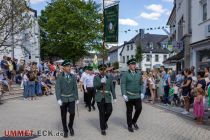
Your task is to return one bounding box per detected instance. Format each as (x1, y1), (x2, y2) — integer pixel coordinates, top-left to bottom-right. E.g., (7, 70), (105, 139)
(144, 101), (210, 123)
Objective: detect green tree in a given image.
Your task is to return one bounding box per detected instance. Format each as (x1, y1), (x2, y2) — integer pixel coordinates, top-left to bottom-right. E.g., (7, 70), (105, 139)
(39, 0), (102, 63)
(112, 61), (119, 69)
(135, 39), (143, 62)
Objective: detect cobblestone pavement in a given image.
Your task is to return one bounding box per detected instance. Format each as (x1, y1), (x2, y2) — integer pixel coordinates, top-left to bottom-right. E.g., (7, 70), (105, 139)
(0, 85), (210, 140)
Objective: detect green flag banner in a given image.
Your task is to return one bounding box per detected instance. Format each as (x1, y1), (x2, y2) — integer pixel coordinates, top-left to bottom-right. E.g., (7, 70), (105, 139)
(104, 4), (119, 43)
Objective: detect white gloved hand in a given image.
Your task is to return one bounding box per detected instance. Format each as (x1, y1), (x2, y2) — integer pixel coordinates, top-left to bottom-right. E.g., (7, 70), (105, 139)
(101, 77), (106, 83)
(123, 95), (128, 102)
(58, 99), (62, 106)
(76, 100), (79, 104)
(113, 99), (117, 103)
(141, 93), (145, 100)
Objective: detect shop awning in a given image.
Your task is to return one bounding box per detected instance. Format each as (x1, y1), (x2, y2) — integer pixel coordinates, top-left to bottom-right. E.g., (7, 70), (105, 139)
(163, 51), (184, 64)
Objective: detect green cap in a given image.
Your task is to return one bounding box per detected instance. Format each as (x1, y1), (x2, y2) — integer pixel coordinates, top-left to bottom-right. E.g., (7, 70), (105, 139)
(87, 66), (93, 71)
(98, 64), (107, 71)
(127, 58), (136, 65)
(61, 60), (71, 66)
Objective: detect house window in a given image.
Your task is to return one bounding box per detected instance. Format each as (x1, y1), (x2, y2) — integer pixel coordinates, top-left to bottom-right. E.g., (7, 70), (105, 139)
(123, 56), (125, 63)
(127, 45), (129, 51)
(127, 55), (129, 61)
(131, 55), (134, 59)
(155, 55), (159, 62)
(146, 55), (150, 62)
(203, 3), (207, 21)
(164, 55), (167, 61)
(131, 45), (133, 50)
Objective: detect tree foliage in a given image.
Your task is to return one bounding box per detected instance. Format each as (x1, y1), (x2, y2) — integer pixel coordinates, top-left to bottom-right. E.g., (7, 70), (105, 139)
(39, 0), (102, 62)
(0, 0), (32, 50)
(135, 39), (143, 62)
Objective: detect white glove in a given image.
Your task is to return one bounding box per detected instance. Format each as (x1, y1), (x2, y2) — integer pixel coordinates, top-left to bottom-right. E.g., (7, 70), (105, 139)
(141, 93), (144, 100)
(123, 95), (128, 102)
(76, 100), (79, 104)
(58, 99), (62, 106)
(85, 89), (88, 93)
(101, 77), (106, 83)
(113, 99), (117, 103)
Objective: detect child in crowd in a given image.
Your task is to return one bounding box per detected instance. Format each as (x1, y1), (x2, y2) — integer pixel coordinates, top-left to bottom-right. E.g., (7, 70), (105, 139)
(23, 71), (29, 100)
(193, 87), (204, 124)
(170, 83), (180, 106)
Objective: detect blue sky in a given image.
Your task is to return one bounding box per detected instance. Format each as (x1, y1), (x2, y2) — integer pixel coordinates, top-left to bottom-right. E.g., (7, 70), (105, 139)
(30, 0), (174, 45)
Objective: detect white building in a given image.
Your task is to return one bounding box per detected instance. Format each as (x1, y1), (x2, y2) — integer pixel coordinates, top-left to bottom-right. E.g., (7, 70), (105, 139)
(191, 0), (210, 71)
(119, 33), (170, 71)
(175, 0), (192, 68)
(108, 45), (123, 64)
(0, 7), (40, 64)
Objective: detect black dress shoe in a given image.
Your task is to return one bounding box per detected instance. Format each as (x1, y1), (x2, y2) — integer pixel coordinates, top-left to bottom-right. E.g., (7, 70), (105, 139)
(128, 127), (134, 132)
(69, 128), (74, 136)
(101, 130), (106, 136)
(92, 106), (96, 110)
(105, 123), (108, 130)
(63, 132), (68, 138)
(88, 108), (91, 112)
(133, 123), (139, 130)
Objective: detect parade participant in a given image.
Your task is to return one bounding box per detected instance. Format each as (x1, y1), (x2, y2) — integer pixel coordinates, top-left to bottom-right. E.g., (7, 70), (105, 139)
(121, 58), (142, 133)
(93, 64), (116, 136)
(80, 66), (89, 107)
(84, 66), (96, 112)
(55, 60), (79, 138)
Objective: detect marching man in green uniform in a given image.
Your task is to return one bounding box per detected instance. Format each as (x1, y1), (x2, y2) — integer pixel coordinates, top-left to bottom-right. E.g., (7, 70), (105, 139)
(93, 64), (117, 136)
(55, 60), (79, 138)
(121, 58), (142, 133)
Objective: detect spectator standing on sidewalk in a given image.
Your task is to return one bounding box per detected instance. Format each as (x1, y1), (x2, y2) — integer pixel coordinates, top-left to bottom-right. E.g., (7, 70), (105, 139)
(23, 71), (29, 100)
(1, 56), (9, 76)
(181, 69), (192, 115)
(161, 66), (171, 105)
(193, 87), (204, 124)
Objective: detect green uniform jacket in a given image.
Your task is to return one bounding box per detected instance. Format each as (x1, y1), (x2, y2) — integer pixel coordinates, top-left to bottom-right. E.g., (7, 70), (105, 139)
(93, 74), (116, 103)
(55, 72), (79, 103)
(121, 70), (142, 100)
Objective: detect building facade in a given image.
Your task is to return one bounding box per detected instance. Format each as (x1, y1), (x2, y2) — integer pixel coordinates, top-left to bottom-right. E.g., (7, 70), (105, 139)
(175, 0), (192, 68)
(108, 45), (123, 64)
(120, 33), (170, 71)
(0, 7), (40, 64)
(191, 0), (210, 71)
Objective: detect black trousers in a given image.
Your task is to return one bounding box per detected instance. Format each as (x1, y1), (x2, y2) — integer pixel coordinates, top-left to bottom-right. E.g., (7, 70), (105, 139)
(60, 101), (75, 133)
(97, 98), (113, 130)
(87, 87), (95, 109)
(82, 85), (88, 105)
(126, 98), (142, 127)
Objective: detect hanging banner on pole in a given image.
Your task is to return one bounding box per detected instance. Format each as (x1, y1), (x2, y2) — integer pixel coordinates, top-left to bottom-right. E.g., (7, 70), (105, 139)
(104, 4), (119, 43)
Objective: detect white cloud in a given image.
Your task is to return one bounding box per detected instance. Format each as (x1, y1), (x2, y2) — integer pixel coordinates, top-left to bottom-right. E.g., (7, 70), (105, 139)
(139, 12), (161, 20)
(162, 0), (174, 3)
(119, 18), (139, 26)
(145, 4), (167, 13)
(30, 0), (46, 4)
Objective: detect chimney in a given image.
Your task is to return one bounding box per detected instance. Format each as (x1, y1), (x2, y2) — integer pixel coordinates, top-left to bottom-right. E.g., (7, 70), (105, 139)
(139, 29), (144, 38)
